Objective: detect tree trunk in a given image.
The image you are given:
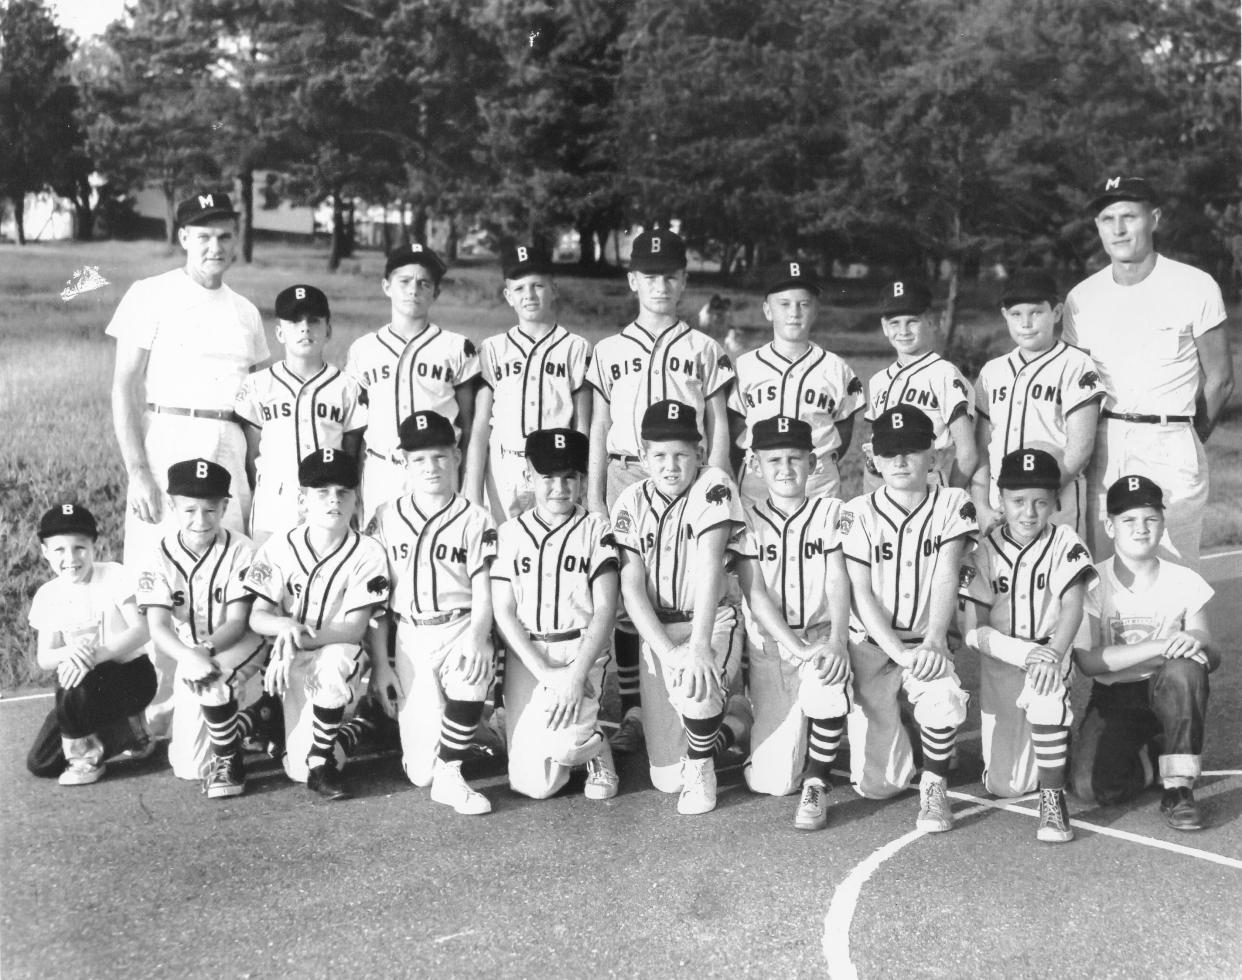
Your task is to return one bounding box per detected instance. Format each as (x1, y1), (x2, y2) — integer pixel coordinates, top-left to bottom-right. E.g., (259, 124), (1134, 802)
(413, 204), (428, 245)
(381, 202), (393, 252)
(73, 174), (94, 241)
(328, 187), (345, 271)
(235, 170), (255, 263)
(445, 215), (459, 262)
(12, 193), (26, 245)
(164, 182), (178, 246)
(941, 262), (960, 351)
(342, 199), (356, 258)
(576, 219), (594, 268)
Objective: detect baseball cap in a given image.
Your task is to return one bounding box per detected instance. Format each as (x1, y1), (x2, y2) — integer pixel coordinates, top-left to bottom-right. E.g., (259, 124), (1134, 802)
(398, 410), (457, 451)
(385, 243), (447, 283)
(1001, 271), (1059, 309)
(275, 284), (330, 321)
(629, 229), (687, 274)
(38, 503), (98, 540)
(167, 458), (231, 498)
(870, 406), (935, 457)
(501, 242), (553, 280)
(298, 448), (360, 489)
(996, 449), (1061, 491)
(751, 415), (813, 452)
(879, 279), (933, 318)
(176, 191), (238, 227)
(640, 400), (699, 443)
(525, 429), (589, 475)
(765, 261), (820, 297)
(1089, 176), (1158, 214)
(1106, 474), (1165, 515)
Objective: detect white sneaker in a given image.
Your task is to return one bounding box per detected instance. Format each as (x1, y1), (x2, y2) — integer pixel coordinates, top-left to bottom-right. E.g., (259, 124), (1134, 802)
(584, 741), (619, 801)
(677, 756), (717, 815)
(916, 772), (954, 832)
(430, 758), (492, 815)
(794, 777), (829, 831)
(59, 735), (105, 786)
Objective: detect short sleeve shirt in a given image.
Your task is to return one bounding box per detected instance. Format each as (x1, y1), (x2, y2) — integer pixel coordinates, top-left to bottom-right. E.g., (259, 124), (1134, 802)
(136, 530), (257, 642)
(478, 325), (591, 450)
(29, 562), (137, 658)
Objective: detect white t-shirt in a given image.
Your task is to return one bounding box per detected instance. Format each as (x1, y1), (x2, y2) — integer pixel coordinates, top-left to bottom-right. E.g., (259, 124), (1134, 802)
(1062, 255), (1227, 417)
(105, 268), (268, 410)
(28, 562), (140, 661)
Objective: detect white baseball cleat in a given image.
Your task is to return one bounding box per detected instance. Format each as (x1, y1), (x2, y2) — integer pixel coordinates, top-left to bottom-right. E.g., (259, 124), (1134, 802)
(677, 756), (717, 815)
(431, 758), (492, 815)
(794, 777), (829, 831)
(916, 772), (954, 832)
(584, 742), (619, 801)
(1036, 788), (1074, 843)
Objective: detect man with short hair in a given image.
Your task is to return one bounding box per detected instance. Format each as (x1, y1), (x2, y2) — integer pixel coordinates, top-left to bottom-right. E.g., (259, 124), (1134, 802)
(1063, 176), (1234, 568)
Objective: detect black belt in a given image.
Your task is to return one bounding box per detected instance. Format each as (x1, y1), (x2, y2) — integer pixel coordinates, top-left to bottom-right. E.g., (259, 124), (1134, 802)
(147, 403), (237, 422)
(609, 453), (641, 464)
(656, 610), (694, 624)
(1102, 410), (1192, 425)
(399, 609), (469, 626)
(529, 628), (582, 642)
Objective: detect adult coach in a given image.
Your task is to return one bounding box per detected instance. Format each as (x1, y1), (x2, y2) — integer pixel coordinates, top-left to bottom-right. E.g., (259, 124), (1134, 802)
(1063, 176), (1234, 568)
(107, 191), (268, 733)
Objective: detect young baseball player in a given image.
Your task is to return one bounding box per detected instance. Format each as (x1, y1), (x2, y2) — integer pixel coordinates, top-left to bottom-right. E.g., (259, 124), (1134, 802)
(1070, 475), (1217, 831)
(728, 417), (853, 831)
(25, 504), (155, 786)
(345, 244), (481, 525)
(366, 411), (498, 815)
(863, 280), (976, 490)
(610, 400), (750, 814)
(490, 429), (621, 801)
(137, 459), (265, 797)
(971, 271), (1104, 535)
(958, 449), (1097, 843)
(841, 406), (976, 831)
(235, 284), (365, 544)
(585, 229), (736, 755)
(728, 262), (864, 507)
(464, 243), (592, 523)
(245, 448), (390, 801)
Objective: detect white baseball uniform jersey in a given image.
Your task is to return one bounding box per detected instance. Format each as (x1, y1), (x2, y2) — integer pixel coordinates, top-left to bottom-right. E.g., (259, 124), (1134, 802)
(840, 485), (979, 642)
(586, 321), (735, 458)
(1085, 557), (1214, 686)
(479, 325), (591, 450)
(28, 562), (137, 656)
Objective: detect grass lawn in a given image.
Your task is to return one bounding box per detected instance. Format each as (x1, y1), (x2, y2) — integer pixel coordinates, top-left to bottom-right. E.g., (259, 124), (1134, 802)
(3, 237), (1240, 688)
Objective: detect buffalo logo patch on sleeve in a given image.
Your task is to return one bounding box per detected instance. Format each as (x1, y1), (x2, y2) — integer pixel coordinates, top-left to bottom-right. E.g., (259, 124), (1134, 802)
(1079, 371), (1100, 389)
(1066, 543), (1090, 562)
(363, 515), (379, 536)
(463, 338), (477, 358)
(367, 574), (390, 595)
(613, 510), (633, 534)
(835, 510), (855, 535)
(482, 528), (498, 546)
(705, 484), (731, 504)
(952, 378), (969, 396)
(847, 376), (864, 395)
(601, 532), (618, 549)
(959, 501), (977, 522)
(719, 353), (733, 371)
(958, 564), (977, 588)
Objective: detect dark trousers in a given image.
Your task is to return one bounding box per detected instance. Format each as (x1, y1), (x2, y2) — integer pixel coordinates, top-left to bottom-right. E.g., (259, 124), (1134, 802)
(26, 656), (158, 777)
(1070, 658), (1208, 805)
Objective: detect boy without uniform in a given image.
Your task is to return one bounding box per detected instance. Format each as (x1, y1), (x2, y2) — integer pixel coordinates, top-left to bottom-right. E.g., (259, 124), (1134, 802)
(610, 400), (750, 814)
(585, 229), (736, 755)
(136, 460), (265, 797)
(366, 411), (499, 815)
(729, 417), (853, 832)
(728, 262), (864, 507)
(958, 449), (1097, 843)
(245, 449), (390, 801)
(345, 244), (481, 526)
(26, 504), (155, 786)
(841, 406), (976, 831)
(490, 429), (621, 801)
(972, 271), (1104, 535)
(1070, 475), (1217, 831)
(235, 284), (365, 544)
(465, 243), (592, 523)
(863, 280), (977, 490)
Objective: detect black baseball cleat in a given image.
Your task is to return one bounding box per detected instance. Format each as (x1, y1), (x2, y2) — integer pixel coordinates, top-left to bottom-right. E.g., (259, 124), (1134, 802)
(1159, 787), (1203, 831)
(306, 762), (352, 801)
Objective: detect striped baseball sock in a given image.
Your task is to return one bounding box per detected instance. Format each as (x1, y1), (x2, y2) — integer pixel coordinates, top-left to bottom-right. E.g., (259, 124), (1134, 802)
(920, 726), (957, 779)
(615, 630), (641, 717)
(683, 713), (723, 760)
(202, 699), (240, 757)
(1031, 724), (1070, 790)
(235, 692), (279, 741)
(307, 704), (345, 769)
(805, 716), (846, 782)
(438, 699), (485, 763)
(336, 714), (377, 756)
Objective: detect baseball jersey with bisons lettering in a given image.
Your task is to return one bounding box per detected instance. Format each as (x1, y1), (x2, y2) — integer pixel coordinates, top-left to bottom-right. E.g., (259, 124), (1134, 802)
(867, 352), (973, 441)
(479, 325), (591, 450)
(610, 466), (744, 614)
(587, 322), (734, 457)
(345, 324), (480, 454)
(840, 485), (978, 640)
(243, 527), (389, 629)
(370, 494), (497, 617)
(136, 530), (257, 641)
(491, 507), (617, 633)
(958, 523), (1096, 640)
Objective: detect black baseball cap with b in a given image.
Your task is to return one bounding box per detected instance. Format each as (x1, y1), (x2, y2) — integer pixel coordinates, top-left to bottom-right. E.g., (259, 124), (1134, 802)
(399, 411), (457, 451)
(641, 400), (699, 443)
(176, 191), (238, 227)
(997, 449), (1061, 491)
(385, 243), (447, 283)
(526, 429), (589, 475)
(765, 261), (820, 297)
(38, 503), (98, 540)
(299, 448), (359, 489)
(167, 458), (231, 498)
(751, 415), (813, 452)
(275, 284), (330, 321)
(629, 229), (687, 274)
(870, 406), (935, 457)
(501, 242), (553, 280)
(1106, 474), (1165, 515)
(880, 279), (933, 318)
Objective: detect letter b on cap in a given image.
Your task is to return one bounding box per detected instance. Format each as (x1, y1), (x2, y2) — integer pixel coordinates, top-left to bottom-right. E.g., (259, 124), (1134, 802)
(777, 417), (790, 433)
(416, 416), (428, 431)
(789, 262), (800, 277)
(516, 246), (528, 262)
(62, 504), (74, 515)
(323, 448), (335, 463)
(196, 461), (209, 479)
(1128, 476), (1140, 492)
(893, 282), (905, 297)
(295, 287), (306, 300)
(554, 434), (566, 449)
(891, 412), (904, 429)
(650, 236), (661, 254)
(1023, 453), (1035, 471)
(667, 403), (679, 420)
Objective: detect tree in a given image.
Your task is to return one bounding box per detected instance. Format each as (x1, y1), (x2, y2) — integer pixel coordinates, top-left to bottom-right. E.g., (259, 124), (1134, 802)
(0, 1), (86, 244)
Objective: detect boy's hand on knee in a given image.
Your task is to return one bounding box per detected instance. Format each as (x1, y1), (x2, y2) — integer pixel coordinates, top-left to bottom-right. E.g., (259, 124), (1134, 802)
(908, 643), (950, 682)
(542, 667), (585, 729)
(1026, 661), (1059, 696)
(458, 642), (489, 686)
(264, 652), (292, 697)
(812, 643), (850, 684)
(369, 663), (402, 718)
(681, 645), (721, 702)
(56, 657), (88, 689)
(1163, 632), (1203, 660)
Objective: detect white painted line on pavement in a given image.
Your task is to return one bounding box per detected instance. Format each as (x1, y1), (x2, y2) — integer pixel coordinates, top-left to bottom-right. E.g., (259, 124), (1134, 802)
(1202, 770), (1242, 777)
(822, 801), (991, 980)
(947, 789), (1242, 871)
(0, 691), (54, 703)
